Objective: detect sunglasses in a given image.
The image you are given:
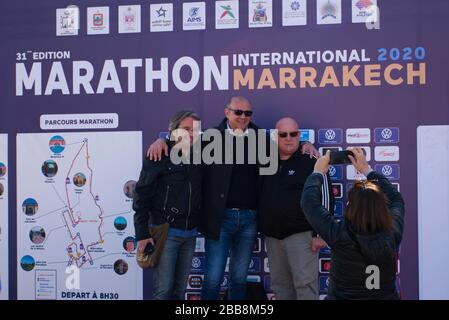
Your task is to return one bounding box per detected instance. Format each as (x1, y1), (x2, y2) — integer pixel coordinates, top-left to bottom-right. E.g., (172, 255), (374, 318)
(278, 131), (299, 138)
(228, 108), (253, 117)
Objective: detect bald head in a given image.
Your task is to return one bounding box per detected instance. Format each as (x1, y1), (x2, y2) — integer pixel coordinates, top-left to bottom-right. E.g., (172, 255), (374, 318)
(276, 117), (300, 160)
(275, 117), (299, 131)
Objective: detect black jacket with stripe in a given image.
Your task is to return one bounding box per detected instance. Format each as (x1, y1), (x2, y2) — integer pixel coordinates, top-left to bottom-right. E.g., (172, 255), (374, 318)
(301, 171), (405, 300)
(258, 150), (334, 240)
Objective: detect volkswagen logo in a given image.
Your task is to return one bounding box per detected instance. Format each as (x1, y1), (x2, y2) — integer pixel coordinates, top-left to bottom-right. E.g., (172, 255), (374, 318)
(381, 128), (393, 140)
(381, 165), (393, 176)
(329, 166), (336, 176)
(221, 276), (228, 287)
(191, 257), (201, 269)
(325, 129), (336, 140)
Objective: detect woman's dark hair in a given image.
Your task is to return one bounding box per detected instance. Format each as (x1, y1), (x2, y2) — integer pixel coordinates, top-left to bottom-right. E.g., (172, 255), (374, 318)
(345, 180), (393, 234)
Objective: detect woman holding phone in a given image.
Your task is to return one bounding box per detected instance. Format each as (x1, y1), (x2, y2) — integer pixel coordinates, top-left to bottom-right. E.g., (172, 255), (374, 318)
(301, 148), (405, 299)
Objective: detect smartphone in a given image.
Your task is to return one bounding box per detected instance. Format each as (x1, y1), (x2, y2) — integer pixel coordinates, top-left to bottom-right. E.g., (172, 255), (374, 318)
(329, 150), (354, 165)
(144, 242), (155, 256)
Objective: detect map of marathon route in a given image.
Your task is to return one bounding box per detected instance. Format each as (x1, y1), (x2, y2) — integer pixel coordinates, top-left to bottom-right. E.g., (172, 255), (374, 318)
(63, 138), (105, 269)
(16, 132), (143, 300)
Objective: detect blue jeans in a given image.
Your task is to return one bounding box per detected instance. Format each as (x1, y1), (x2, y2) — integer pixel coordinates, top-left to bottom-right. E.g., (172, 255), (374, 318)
(201, 209), (257, 300)
(152, 236), (196, 300)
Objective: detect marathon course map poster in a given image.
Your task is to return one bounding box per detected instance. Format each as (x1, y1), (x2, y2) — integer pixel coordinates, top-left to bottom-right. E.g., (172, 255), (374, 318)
(16, 132), (142, 300)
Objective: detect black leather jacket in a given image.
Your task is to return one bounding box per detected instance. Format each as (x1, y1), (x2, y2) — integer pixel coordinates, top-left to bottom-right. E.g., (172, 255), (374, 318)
(133, 145), (202, 241)
(301, 171), (405, 300)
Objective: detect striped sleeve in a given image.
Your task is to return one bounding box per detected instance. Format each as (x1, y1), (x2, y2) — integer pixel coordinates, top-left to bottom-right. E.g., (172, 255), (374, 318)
(321, 172), (331, 211)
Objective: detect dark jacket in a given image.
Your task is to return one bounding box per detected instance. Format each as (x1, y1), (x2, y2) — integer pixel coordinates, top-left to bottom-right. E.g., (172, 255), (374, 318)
(198, 118), (265, 240)
(301, 171), (405, 300)
(133, 144), (202, 241)
(258, 151), (334, 239)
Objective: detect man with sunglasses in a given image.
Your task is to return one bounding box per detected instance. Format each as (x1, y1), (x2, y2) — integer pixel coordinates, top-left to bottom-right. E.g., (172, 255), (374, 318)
(147, 97), (319, 300)
(258, 117), (334, 300)
(199, 96), (259, 300)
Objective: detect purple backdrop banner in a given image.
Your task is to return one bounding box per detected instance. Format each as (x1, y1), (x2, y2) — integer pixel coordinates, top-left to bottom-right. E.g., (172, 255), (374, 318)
(1, 0), (449, 300)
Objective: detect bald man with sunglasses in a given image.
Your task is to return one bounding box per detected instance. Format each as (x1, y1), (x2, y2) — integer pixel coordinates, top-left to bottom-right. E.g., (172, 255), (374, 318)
(258, 117), (334, 300)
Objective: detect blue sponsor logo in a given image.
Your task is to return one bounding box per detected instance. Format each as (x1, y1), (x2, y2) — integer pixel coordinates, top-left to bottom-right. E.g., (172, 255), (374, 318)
(248, 257), (261, 274)
(374, 164), (400, 180)
(159, 131), (168, 139)
(190, 256), (205, 273)
(299, 129), (311, 142)
(187, 7), (202, 22)
(334, 201), (343, 217)
(247, 275), (261, 283)
(319, 276), (329, 294)
(374, 127), (400, 143)
(318, 129), (343, 144)
(220, 275), (229, 290)
(328, 165), (343, 181)
(264, 275), (272, 292)
(320, 246), (331, 255)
